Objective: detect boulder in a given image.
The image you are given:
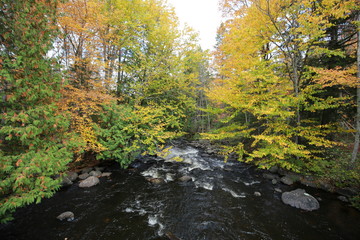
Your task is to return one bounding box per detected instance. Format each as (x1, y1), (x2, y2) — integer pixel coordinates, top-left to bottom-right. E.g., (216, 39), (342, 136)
(65, 172), (78, 182)
(178, 176), (192, 182)
(56, 211), (74, 221)
(274, 188), (282, 193)
(272, 179), (277, 185)
(101, 172), (112, 177)
(79, 176), (99, 188)
(281, 189), (320, 211)
(89, 170), (102, 177)
(78, 173), (90, 180)
(280, 176), (294, 185)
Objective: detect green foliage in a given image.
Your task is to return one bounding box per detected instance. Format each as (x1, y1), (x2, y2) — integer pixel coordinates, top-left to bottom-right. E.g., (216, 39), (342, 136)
(95, 102), (184, 167)
(314, 146), (360, 186)
(0, 0), (73, 223)
(350, 195), (360, 210)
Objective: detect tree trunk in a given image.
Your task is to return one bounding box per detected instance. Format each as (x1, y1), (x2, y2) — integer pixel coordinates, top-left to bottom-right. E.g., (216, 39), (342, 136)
(351, 12), (360, 165)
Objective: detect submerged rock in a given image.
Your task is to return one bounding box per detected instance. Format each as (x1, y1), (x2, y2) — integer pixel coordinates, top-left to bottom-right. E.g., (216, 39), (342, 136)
(281, 189), (320, 211)
(166, 232), (181, 240)
(79, 176), (99, 188)
(56, 211), (74, 221)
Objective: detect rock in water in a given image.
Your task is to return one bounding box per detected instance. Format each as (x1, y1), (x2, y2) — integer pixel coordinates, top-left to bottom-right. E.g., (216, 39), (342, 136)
(65, 171), (78, 182)
(61, 176), (73, 187)
(178, 176), (192, 182)
(166, 173), (176, 181)
(254, 191), (261, 197)
(146, 178), (165, 184)
(280, 176), (294, 185)
(166, 232), (181, 240)
(81, 167), (93, 174)
(78, 172), (90, 180)
(338, 196), (349, 203)
(95, 166), (105, 172)
(89, 170), (102, 177)
(57, 211), (74, 221)
(263, 173), (278, 180)
(268, 165), (279, 173)
(101, 172), (112, 177)
(79, 176), (99, 188)
(281, 189), (320, 211)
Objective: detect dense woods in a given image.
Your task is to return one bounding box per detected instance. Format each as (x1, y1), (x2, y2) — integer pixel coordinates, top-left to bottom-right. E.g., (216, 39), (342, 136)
(0, 0), (359, 223)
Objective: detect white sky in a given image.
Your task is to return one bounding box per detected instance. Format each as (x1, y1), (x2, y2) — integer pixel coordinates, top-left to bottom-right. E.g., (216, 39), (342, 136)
(167, 0), (222, 51)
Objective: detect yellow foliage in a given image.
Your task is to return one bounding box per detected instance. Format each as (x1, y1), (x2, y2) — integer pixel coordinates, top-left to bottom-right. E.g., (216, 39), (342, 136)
(311, 66), (358, 88)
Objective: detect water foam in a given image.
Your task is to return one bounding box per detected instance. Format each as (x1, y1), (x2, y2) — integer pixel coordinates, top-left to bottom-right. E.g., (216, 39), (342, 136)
(148, 215), (165, 236)
(222, 187), (246, 198)
(195, 181), (214, 191)
(243, 181), (261, 186)
(141, 167), (162, 179)
(148, 215), (158, 226)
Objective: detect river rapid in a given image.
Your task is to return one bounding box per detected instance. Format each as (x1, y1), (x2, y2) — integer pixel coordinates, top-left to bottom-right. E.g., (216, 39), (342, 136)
(1, 142), (360, 240)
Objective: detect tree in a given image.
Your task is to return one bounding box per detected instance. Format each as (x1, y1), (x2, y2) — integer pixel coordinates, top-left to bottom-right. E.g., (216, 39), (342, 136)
(205, 0), (357, 171)
(55, 0), (202, 161)
(351, 12), (360, 165)
(0, 0), (73, 223)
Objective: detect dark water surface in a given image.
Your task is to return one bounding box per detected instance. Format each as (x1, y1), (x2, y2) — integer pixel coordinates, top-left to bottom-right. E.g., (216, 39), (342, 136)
(1, 144), (360, 240)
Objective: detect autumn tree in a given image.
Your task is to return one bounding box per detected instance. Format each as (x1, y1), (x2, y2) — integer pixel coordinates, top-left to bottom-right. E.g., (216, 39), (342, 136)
(205, 0), (358, 171)
(0, 0), (73, 223)
(55, 0), (203, 163)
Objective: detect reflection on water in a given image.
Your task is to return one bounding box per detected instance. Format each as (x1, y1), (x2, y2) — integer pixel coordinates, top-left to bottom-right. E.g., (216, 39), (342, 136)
(1, 144), (360, 240)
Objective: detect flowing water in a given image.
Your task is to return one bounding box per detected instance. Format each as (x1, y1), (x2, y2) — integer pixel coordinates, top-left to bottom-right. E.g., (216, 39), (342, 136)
(1, 143), (360, 240)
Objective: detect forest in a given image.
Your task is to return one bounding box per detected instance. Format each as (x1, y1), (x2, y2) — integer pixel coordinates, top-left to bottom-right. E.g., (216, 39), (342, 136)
(0, 0), (359, 223)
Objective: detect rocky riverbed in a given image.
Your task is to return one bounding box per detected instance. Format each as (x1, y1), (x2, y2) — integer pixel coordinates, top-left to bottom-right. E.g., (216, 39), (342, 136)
(1, 141), (360, 240)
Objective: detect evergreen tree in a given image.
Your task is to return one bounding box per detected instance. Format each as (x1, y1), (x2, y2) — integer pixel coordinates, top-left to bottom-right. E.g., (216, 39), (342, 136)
(0, 0), (72, 223)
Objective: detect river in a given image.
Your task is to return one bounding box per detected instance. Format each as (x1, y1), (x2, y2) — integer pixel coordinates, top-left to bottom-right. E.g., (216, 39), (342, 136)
(1, 143), (360, 240)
